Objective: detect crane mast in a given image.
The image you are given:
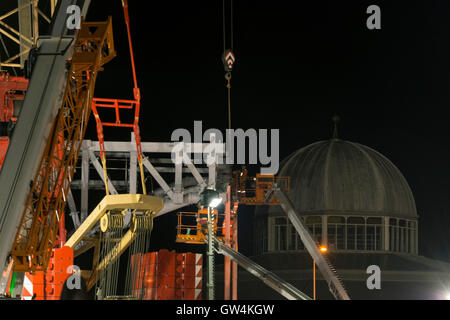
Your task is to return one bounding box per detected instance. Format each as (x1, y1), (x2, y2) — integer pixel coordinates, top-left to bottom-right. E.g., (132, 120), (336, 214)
(11, 18), (116, 273)
(0, 0), (116, 276)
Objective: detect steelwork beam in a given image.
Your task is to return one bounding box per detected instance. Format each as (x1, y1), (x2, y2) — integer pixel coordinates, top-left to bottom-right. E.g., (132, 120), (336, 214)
(129, 139), (137, 194)
(88, 149), (118, 195)
(142, 157), (175, 201)
(88, 141), (225, 154)
(174, 143), (183, 202)
(208, 133), (216, 189)
(67, 188), (80, 229)
(182, 153), (206, 189)
(212, 236), (311, 300)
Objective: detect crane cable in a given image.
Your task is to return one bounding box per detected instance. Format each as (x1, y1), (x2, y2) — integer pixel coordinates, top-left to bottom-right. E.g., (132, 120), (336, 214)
(121, 0), (147, 195)
(222, 0), (235, 130)
(98, 0), (147, 197)
(95, 213), (125, 300)
(124, 212), (153, 299)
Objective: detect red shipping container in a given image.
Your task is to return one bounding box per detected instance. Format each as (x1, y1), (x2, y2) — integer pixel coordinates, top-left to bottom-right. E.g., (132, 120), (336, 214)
(157, 250), (175, 266)
(154, 274), (175, 288)
(175, 275), (202, 289)
(175, 263), (203, 277)
(156, 263), (175, 276)
(31, 272), (70, 286)
(23, 247), (74, 300)
(143, 287), (175, 300)
(175, 288), (202, 300)
(129, 250), (202, 300)
(176, 253), (202, 265)
(32, 284), (62, 300)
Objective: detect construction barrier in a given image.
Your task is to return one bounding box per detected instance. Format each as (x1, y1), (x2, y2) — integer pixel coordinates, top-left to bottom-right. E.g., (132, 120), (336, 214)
(130, 249), (202, 300)
(21, 246), (73, 300)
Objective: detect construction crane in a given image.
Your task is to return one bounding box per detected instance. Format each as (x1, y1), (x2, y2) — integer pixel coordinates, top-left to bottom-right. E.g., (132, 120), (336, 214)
(10, 15), (116, 274)
(0, 0), (116, 280)
(1, 0), (163, 300)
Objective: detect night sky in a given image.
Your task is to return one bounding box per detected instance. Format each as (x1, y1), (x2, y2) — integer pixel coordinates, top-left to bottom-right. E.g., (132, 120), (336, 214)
(4, 1), (450, 263)
(88, 0), (450, 262)
(85, 0), (450, 262)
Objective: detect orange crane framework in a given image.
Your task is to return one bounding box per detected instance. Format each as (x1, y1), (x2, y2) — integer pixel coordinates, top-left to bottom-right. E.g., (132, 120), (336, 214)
(11, 18), (116, 273)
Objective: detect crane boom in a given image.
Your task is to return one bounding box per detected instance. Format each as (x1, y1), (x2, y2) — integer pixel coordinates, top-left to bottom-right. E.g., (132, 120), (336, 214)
(12, 18), (116, 273)
(0, 0), (116, 274)
(211, 236), (311, 300)
(0, 0), (88, 274)
(265, 183), (350, 300)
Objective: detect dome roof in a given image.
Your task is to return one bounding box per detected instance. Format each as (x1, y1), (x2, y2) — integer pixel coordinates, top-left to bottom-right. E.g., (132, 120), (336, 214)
(266, 139), (417, 219)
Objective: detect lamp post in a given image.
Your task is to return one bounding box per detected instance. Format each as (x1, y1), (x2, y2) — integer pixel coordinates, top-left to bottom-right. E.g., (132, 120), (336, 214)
(313, 245), (328, 300)
(199, 189), (222, 300)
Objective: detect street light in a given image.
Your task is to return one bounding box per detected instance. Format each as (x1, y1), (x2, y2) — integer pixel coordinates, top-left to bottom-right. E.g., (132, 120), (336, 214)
(314, 244), (328, 300)
(209, 197), (222, 208)
(199, 188), (222, 301)
(199, 188), (222, 209)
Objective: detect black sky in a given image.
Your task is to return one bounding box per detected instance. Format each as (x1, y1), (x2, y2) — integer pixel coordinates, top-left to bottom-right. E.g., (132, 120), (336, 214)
(10, 0), (450, 262)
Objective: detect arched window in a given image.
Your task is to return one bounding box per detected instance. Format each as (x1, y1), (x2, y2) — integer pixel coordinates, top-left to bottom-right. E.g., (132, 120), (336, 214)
(389, 218), (398, 251)
(305, 216), (322, 245)
(347, 217), (365, 250)
(389, 218), (416, 253)
(366, 217), (383, 250)
(254, 216), (267, 255)
(271, 216), (307, 251)
(268, 214), (416, 254)
(327, 216), (345, 250)
(409, 221), (417, 254)
(274, 217), (288, 250)
(399, 219), (407, 252)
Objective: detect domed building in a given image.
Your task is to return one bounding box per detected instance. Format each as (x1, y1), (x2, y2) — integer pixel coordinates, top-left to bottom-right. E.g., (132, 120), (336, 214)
(218, 125), (450, 300)
(254, 138), (418, 256)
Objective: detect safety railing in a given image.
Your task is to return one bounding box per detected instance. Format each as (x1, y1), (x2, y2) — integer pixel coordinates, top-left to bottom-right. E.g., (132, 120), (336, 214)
(176, 211), (233, 245)
(232, 173), (290, 205)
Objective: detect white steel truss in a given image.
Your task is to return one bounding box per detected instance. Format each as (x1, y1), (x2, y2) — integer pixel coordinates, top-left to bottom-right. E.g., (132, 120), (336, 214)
(68, 133), (228, 228)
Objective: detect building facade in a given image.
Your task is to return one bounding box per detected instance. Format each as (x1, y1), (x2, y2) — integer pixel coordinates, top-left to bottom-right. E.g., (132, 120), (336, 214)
(218, 137), (450, 300)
